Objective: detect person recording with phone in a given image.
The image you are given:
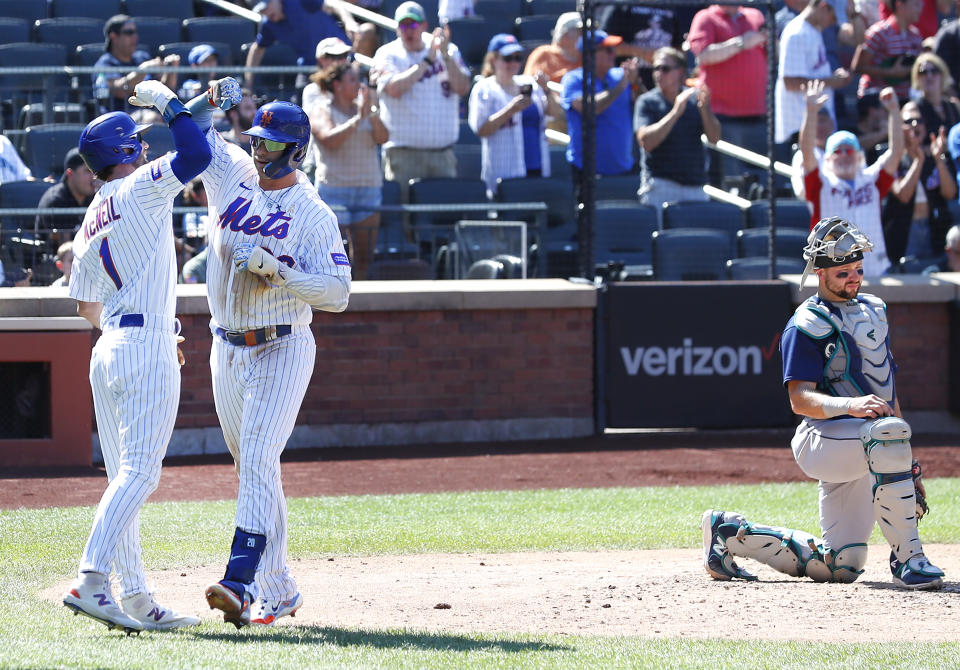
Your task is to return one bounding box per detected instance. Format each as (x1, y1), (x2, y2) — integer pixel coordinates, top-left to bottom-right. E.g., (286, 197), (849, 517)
(469, 34), (561, 197)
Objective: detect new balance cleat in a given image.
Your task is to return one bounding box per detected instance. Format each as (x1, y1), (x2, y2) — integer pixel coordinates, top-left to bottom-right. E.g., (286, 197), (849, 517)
(250, 592), (303, 626)
(63, 572), (144, 635)
(121, 591), (201, 631)
(890, 552), (944, 590)
(205, 581), (252, 629)
(701, 509), (757, 581)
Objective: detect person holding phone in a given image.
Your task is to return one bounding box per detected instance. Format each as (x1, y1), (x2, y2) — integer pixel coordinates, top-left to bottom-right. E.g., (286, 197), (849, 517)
(469, 34), (561, 196)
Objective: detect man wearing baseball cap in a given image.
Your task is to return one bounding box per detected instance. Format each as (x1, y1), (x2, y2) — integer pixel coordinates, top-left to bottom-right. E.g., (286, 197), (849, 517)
(34, 148), (99, 245)
(372, 0), (471, 202)
(561, 29), (640, 199)
(799, 80), (903, 275)
(179, 44), (220, 101)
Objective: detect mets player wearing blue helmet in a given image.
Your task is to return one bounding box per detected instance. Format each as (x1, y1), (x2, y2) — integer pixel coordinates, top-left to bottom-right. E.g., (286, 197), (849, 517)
(184, 79), (351, 628)
(701, 217), (944, 591)
(63, 81), (212, 634)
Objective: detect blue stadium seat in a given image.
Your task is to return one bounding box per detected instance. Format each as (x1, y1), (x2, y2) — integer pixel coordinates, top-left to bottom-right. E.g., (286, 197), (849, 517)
(134, 17), (183, 57)
(20, 123), (85, 178)
(514, 15), (556, 42)
(143, 123), (176, 158)
(409, 177), (488, 233)
(475, 0), (525, 19)
(529, 220), (578, 277)
(49, 0), (121, 19)
(458, 120), (480, 145)
(373, 181), (419, 261)
(726, 256), (806, 279)
(0, 18), (31, 43)
(367, 258), (433, 280)
(496, 175), (575, 229)
(0, 43), (69, 116)
(0, 180), (51, 235)
(0, 0), (48, 23)
(182, 17), (257, 65)
(125, 0), (196, 19)
(17, 102), (85, 128)
(73, 42), (105, 66)
(549, 145), (571, 180)
(452, 144), (482, 180)
(594, 202), (657, 279)
(660, 199), (742, 257)
(34, 18), (105, 53)
(745, 199), (812, 230)
(445, 16), (514, 70)
(652, 228), (731, 281)
(239, 41), (298, 98)
(736, 227), (809, 259)
(595, 173), (642, 202)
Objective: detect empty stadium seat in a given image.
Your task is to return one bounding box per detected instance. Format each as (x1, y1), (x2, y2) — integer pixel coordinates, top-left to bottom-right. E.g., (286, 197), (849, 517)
(0, 18), (31, 44)
(34, 17), (105, 53)
(452, 144), (482, 180)
(651, 228), (730, 281)
(18, 102), (85, 127)
(745, 199), (812, 230)
(525, 0), (576, 14)
(595, 173), (642, 202)
(736, 227), (809, 259)
(0, 0), (48, 23)
(134, 17), (183, 57)
(496, 176), (575, 229)
(73, 42), (105, 66)
(20, 123), (85, 178)
(182, 17), (256, 64)
(239, 41), (298, 98)
(445, 16), (500, 70)
(0, 43), (70, 122)
(124, 0), (195, 19)
(529, 220), (578, 277)
(0, 180), (51, 233)
(549, 145), (571, 180)
(514, 15), (556, 42)
(660, 199), (742, 257)
(408, 178), (488, 245)
(49, 0), (121, 19)
(594, 202), (657, 279)
(726, 256), (806, 279)
(475, 0), (525, 19)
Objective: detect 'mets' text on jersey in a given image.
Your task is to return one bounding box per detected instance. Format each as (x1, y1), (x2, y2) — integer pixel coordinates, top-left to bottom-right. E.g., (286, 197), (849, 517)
(199, 129), (350, 331)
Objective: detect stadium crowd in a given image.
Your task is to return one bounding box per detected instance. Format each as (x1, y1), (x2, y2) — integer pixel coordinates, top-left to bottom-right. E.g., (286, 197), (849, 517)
(4, 0), (960, 284)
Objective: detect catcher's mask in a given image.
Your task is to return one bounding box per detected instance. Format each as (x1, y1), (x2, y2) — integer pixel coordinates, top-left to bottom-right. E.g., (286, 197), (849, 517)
(800, 216), (873, 287)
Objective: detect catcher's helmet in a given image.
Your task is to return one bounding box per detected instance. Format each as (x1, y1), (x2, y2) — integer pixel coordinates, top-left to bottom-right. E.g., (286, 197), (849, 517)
(243, 101), (310, 179)
(78, 111), (151, 174)
(800, 216), (874, 287)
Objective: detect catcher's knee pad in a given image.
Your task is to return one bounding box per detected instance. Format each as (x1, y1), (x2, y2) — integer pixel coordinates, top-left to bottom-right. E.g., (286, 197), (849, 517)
(861, 417), (923, 561)
(803, 543), (868, 583)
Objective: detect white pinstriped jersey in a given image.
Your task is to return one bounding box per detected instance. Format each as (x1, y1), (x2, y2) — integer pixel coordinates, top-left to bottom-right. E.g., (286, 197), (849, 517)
(804, 162), (893, 276)
(69, 154), (182, 322)
(200, 128), (351, 331)
(775, 16), (834, 144)
(374, 34), (468, 149)
(468, 75), (549, 194)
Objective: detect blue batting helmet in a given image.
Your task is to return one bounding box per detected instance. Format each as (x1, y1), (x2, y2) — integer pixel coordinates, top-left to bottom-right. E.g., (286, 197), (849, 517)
(243, 101), (310, 179)
(78, 112), (151, 174)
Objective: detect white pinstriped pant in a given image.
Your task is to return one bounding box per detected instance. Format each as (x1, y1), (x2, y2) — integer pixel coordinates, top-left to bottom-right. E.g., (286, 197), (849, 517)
(81, 326), (180, 598)
(210, 326), (316, 602)
(791, 418), (875, 554)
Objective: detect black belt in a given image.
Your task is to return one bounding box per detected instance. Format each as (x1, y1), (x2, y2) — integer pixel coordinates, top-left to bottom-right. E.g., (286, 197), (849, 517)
(215, 325), (292, 346)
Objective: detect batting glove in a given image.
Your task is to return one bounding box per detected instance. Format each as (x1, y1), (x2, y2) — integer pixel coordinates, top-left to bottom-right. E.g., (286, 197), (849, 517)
(246, 246), (288, 286)
(233, 241), (257, 273)
(207, 77), (242, 112)
(128, 80), (177, 116)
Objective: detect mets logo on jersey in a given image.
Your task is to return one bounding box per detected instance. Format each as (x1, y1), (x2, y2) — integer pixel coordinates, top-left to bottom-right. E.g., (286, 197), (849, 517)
(217, 196), (291, 239)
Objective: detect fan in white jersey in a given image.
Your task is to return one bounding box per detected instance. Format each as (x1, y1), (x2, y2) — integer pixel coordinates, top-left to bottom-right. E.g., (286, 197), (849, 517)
(184, 79), (351, 629)
(372, 1), (471, 199)
(800, 80), (903, 276)
(62, 82), (210, 634)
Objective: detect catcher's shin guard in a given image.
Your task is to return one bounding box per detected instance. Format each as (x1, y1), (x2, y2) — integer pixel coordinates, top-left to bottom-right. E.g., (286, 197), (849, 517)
(861, 417), (923, 562)
(723, 518), (867, 583)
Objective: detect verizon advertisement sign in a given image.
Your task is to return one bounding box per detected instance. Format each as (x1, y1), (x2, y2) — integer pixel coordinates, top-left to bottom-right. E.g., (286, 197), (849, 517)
(603, 283), (794, 428)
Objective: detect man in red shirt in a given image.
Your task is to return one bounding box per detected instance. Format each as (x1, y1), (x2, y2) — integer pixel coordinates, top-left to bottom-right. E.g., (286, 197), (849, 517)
(853, 0), (924, 100)
(688, 4), (768, 182)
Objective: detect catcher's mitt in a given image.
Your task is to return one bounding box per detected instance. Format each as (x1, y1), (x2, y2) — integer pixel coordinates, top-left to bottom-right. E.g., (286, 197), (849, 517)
(912, 459), (929, 522)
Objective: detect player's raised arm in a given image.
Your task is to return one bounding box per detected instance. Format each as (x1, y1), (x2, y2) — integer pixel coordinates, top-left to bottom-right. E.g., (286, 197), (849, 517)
(185, 77), (243, 134)
(128, 81), (211, 183)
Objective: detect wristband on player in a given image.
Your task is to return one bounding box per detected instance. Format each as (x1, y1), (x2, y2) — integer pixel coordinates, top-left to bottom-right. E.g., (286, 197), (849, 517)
(162, 98), (191, 125)
(820, 395), (851, 418)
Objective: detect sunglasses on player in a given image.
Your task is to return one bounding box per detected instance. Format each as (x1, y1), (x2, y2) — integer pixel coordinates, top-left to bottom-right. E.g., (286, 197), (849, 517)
(250, 137), (290, 152)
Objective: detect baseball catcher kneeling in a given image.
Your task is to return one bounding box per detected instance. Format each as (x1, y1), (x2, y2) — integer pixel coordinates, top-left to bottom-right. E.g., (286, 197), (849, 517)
(702, 217), (944, 590)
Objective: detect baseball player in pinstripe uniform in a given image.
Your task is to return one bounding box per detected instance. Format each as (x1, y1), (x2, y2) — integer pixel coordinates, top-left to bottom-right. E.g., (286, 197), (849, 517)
(702, 217), (944, 590)
(183, 79), (351, 628)
(62, 81), (211, 633)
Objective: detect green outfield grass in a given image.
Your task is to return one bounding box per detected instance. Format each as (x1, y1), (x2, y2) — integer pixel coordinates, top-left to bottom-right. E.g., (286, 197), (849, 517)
(2, 480), (959, 669)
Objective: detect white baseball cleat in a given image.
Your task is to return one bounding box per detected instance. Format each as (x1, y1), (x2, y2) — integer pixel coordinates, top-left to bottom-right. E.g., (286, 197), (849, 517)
(62, 572), (144, 635)
(121, 592), (201, 630)
(250, 592), (303, 626)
